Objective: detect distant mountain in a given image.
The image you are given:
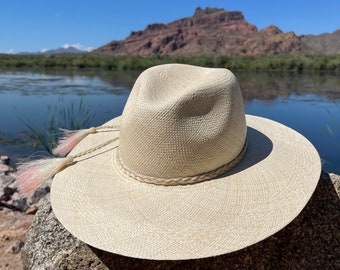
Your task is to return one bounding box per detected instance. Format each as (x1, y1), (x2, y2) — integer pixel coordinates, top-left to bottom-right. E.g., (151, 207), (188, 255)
(41, 46), (84, 54)
(300, 30), (340, 54)
(18, 46), (84, 55)
(93, 7), (313, 57)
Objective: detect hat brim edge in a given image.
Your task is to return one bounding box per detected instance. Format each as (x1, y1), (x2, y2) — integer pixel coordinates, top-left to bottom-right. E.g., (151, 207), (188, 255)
(51, 114), (321, 260)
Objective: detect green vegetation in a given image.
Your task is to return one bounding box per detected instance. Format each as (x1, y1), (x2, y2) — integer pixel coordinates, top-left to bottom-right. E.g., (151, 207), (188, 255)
(1, 53), (340, 72)
(0, 97), (94, 154)
(326, 102), (340, 143)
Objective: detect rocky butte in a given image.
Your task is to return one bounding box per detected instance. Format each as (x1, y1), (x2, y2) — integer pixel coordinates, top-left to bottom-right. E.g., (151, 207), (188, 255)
(93, 7), (312, 57)
(301, 29), (340, 55)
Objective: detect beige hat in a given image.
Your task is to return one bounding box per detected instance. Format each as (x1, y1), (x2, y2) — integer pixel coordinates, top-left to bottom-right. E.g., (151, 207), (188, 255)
(50, 64), (321, 260)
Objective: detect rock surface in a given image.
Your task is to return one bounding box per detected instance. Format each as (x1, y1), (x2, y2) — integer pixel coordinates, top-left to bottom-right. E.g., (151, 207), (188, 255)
(21, 172), (340, 269)
(0, 169), (50, 213)
(93, 7), (312, 57)
(0, 157), (47, 270)
(0, 207), (33, 270)
(301, 29), (340, 55)
(21, 199), (105, 270)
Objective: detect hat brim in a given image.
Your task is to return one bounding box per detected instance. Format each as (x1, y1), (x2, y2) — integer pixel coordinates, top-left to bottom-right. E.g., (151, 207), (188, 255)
(51, 114), (320, 260)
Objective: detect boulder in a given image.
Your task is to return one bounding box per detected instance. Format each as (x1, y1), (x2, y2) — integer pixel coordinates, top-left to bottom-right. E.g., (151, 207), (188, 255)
(0, 155), (10, 165)
(21, 172), (340, 269)
(21, 198), (106, 270)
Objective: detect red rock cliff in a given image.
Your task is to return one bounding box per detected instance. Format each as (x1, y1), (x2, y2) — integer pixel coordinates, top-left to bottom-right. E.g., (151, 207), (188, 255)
(94, 7), (310, 56)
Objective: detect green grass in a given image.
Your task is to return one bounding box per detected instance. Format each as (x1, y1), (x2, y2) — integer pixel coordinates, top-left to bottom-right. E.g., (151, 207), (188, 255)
(325, 102), (340, 143)
(1, 53), (340, 73)
(0, 96), (94, 154)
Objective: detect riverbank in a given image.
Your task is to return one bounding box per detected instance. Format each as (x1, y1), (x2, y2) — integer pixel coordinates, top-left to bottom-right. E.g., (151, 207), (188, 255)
(0, 155), (339, 269)
(0, 155), (49, 270)
(1, 54), (340, 73)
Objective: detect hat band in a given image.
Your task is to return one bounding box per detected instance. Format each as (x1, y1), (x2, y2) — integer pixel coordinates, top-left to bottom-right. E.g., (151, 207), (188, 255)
(116, 139), (247, 186)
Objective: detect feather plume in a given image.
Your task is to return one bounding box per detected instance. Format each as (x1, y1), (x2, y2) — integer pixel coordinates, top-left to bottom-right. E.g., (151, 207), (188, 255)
(16, 156), (74, 196)
(52, 128), (96, 157)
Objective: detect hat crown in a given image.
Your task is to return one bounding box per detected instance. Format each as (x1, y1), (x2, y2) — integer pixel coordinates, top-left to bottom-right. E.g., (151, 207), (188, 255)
(118, 64), (246, 183)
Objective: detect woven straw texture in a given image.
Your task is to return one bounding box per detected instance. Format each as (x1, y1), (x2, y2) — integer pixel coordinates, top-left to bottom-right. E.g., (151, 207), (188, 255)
(51, 64), (320, 260)
(118, 64), (246, 181)
(51, 115), (320, 260)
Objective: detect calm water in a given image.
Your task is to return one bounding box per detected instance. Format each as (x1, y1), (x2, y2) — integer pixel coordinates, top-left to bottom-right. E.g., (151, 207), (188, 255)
(0, 69), (339, 174)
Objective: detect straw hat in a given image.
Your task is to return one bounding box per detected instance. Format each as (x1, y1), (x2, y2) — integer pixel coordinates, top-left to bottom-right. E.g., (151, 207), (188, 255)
(50, 64), (321, 260)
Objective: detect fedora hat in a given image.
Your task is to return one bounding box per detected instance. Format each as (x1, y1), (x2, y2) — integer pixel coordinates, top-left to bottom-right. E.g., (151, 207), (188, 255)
(47, 64), (320, 260)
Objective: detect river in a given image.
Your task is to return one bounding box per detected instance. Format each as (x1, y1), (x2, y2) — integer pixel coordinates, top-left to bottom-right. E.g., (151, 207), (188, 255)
(0, 69), (339, 173)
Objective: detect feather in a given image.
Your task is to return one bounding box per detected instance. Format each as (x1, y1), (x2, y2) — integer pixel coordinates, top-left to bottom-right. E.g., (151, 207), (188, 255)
(52, 128), (96, 157)
(16, 156), (74, 196)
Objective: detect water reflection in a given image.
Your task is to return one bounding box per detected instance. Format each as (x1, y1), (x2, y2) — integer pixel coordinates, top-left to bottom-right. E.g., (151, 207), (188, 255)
(0, 69), (339, 174)
(236, 72), (340, 101)
(2, 69), (340, 100)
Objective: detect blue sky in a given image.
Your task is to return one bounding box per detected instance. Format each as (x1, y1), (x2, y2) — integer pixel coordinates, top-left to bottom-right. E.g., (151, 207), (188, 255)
(1, 0), (339, 53)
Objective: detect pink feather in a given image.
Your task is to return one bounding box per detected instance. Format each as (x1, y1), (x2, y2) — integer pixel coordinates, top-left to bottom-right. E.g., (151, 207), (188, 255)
(52, 128), (95, 157)
(16, 157), (73, 196)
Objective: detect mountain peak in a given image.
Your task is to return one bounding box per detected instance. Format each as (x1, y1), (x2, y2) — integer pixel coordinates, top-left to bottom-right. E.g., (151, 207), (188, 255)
(193, 7), (226, 17)
(18, 46), (84, 55)
(192, 6), (245, 24)
(260, 25), (283, 35)
(93, 7), (312, 56)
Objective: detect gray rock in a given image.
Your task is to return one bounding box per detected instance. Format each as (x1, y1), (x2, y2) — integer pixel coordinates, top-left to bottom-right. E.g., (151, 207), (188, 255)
(7, 240), (25, 254)
(27, 186), (50, 205)
(10, 195), (29, 212)
(21, 199), (107, 270)
(1, 186), (16, 201)
(21, 172), (340, 270)
(0, 164), (10, 174)
(0, 174), (16, 186)
(0, 161), (51, 212)
(0, 155), (10, 165)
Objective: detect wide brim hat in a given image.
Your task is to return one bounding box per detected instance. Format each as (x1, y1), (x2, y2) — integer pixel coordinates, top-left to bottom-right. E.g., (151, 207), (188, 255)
(50, 64), (321, 260)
